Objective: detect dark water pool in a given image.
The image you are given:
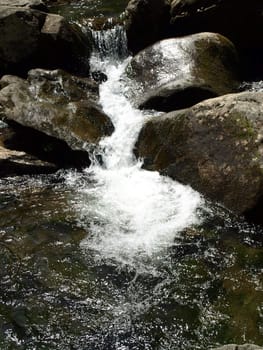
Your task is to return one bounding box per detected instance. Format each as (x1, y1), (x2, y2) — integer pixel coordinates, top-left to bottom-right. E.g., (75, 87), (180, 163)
(48, 0), (129, 24)
(0, 173), (262, 349)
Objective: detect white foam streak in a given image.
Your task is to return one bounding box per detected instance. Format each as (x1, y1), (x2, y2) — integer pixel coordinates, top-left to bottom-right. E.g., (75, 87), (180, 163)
(68, 52), (204, 270)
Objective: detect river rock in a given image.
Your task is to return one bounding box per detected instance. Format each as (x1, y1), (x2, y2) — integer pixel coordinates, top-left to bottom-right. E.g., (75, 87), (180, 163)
(0, 144), (57, 176)
(135, 91), (263, 215)
(0, 0), (47, 11)
(124, 0), (170, 54)
(0, 5), (91, 77)
(212, 345), (263, 350)
(0, 69), (114, 152)
(0, 124), (59, 176)
(124, 33), (239, 112)
(170, 0), (263, 51)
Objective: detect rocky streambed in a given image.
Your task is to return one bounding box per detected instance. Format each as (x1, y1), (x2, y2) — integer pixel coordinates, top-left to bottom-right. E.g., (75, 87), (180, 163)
(0, 0), (263, 349)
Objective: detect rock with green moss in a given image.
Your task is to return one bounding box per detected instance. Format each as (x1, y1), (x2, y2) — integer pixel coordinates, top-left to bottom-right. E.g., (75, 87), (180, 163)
(0, 5), (91, 77)
(135, 91), (263, 215)
(123, 32), (239, 112)
(0, 69), (114, 152)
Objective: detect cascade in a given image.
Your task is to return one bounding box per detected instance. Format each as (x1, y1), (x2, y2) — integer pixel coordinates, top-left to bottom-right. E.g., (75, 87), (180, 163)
(91, 24), (129, 63)
(66, 25), (204, 271)
(0, 19), (262, 350)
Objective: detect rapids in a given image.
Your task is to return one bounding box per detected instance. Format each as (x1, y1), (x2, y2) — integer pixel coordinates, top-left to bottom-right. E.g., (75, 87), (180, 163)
(0, 20), (263, 350)
(65, 31), (204, 270)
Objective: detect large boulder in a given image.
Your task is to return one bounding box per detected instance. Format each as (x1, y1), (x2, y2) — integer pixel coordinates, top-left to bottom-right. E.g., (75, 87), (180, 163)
(39, 13), (91, 75)
(124, 0), (170, 54)
(0, 5), (91, 77)
(135, 91), (263, 215)
(0, 70), (114, 152)
(170, 0), (263, 51)
(124, 33), (239, 112)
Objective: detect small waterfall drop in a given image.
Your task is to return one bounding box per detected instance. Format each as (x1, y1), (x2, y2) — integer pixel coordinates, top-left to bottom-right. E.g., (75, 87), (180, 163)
(91, 24), (128, 61)
(67, 25), (204, 271)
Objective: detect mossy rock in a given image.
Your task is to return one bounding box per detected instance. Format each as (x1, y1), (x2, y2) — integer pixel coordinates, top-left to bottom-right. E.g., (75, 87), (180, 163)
(135, 91), (263, 216)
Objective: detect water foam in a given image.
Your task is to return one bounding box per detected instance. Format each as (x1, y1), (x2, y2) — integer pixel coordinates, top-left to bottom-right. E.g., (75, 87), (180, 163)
(66, 53), (204, 269)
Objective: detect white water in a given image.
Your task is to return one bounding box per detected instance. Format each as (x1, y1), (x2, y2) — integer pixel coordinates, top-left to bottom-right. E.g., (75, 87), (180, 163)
(66, 28), (204, 270)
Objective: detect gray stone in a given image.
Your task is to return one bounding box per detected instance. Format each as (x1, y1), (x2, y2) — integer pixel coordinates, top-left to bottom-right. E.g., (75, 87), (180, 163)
(124, 32), (239, 112)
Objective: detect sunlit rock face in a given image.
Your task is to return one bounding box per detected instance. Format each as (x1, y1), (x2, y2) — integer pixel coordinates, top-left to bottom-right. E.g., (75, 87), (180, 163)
(0, 4), (91, 77)
(123, 32), (240, 112)
(135, 91), (263, 215)
(0, 69), (114, 152)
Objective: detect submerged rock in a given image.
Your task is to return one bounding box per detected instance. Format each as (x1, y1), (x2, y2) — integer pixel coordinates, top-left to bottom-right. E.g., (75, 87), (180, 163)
(124, 0), (170, 54)
(135, 91), (263, 215)
(0, 5), (91, 77)
(0, 69), (114, 153)
(124, 33), (239, 112)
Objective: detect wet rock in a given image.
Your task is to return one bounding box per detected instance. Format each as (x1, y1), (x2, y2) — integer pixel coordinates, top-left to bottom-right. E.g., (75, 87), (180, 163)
(135, 91), (263, 215)
(39, 13), (91, 76)
(91, 71), (108, 83)
(212, 345), (263, 350)
(0, 7), (45, 77)
(0, 69), (114, 153)
(124, 33), (239, 112)
(124, 0), (170, 54)
(0, 127), (58, 176)
(0, 144), (57, 177)
(1, 123), (91, 170)
(0, 5), (91, 77)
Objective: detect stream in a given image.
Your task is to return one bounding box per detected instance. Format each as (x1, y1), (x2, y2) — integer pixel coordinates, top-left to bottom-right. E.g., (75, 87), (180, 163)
(0, 2), (263, 350)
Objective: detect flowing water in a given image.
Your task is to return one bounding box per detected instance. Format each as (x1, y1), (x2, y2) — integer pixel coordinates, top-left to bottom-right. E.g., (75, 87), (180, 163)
(0, 17), (263, 350)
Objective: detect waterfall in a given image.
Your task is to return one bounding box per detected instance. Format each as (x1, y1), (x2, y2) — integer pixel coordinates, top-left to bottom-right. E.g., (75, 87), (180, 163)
(90, 24), (129, 66)
(66, 25), (204, 271)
